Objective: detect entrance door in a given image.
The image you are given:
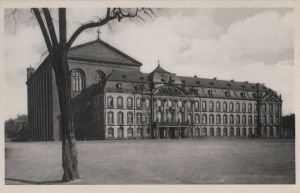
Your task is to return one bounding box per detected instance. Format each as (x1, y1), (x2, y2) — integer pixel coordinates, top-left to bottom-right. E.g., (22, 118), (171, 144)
(169, 127), (176, 139)
(159, 127), (166, 139)
(181, 127), (186, 138)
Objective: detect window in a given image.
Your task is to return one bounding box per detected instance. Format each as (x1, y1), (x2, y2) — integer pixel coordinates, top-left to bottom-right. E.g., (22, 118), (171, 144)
(249, 128), (253, 135)
(157, 111), (162, 122)
(195, 114), (200, 124)
(236, 103), (240, 112)
(208, 90), (213, 97)
(127, 128), (133, 138)
(95, 70), (105, 84)
(225, 91), (230, 97)
(137, 127), (143, 137)
(269, 116), (273, 125)
(195, 128), (200, 137)
(203, 128), (207, 136)
(136, 98), (142, 108)
(223, 128), (228, 136)
(269, 104), (273, 113)
(168, 100), (173, 107)
(209, 101), (214, 111)
(195, 101), (199, 111)
(262, 104), (266, 112)
(202, 101), (207, 111)
(242, 128), (247, 136)
(223, 102), (227, 112)
(202, 114), (207, 124)
(136, 113), (142, 124)
(216, 101), (221, 111)
(145, 99), (150, 108)
(254, 104), (257, 112)
(230, 115), (234, 124)
(210, 127), (214, 136)
(229, 102), (234, 112)
(117, 127), (124, 138)
(177, 112), (183, 122)
(116, 83), (122, 90)
(209, 114), (214, 124)
(242, 103), (246, 112)
(254, 116), (258, 125)
(146, 113), (150, 123)
(188, 114), (192, 123)
(108, 127), (114, 138)
(127, 112), (133, 124)
(118, 112), (124, 124)
(107, 112), (114, 124)
(216, 114), (221, 124)
(275, 115), (279, 124)
(248, 116), (253, 125)
(167, 111), (173, 122)
(236, 115), (240, 124)
(248, 103), (252, 113)
(177, 100), (182, 107)
(242, 115), (246, 124)
(223, 115), (228, 124)
(262, 115), (267, 125)
(71, 69), (85, 92)
(107, 96), (114, 107)
(230, 127), (234, 136)
(157, 99), (161, 107)
(117, 96), (123, 108)
(127, 97), (133, 108)
(236, 128), (240, 136)
(241, 92), (245, 98)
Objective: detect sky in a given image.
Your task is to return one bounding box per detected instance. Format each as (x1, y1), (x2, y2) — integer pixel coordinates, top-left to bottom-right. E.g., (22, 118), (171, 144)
(4, 8), (294, 120)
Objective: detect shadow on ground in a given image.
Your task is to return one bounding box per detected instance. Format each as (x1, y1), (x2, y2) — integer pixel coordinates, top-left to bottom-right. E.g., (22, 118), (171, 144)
(5, 178), (62, 185)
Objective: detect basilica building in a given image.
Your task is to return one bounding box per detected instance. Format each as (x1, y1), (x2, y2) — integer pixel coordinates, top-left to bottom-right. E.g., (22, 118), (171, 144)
(26, 38), (283, 141)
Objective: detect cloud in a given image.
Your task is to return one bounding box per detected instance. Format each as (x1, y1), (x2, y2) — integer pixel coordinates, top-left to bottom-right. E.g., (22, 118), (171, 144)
(3, 8), (294, 119)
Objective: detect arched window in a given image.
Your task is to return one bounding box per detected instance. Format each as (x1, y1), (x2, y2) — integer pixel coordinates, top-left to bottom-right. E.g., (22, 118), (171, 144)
(254, 103), (257, 112)
(242, 115), (246, 124)
(209, 101), (214, 111)
(230, 115), (234, 124)
(216, 101), (221, 111)
(242, 128), (247, 136)
(210, 127), (214, 136)
(107, 96), (114, 107)
(230, 127), (234, 136)
(236, 115), (240, 124)
(71, 69), (85, 92)
(195, 128), (200, 137)
(236, 102), (240, 112)
(127, 97), (133, 108)
(118, 112), (124, 124)
(223, 114), (228, 124)
(216, 114), (221, 124)
(208, 90), (213, 97)
(203, 127), (207, 136)
(236, 128), (240, 136)
(136, 113), (142, 124)
(202, 101), (207, 111)
(137, 127), (143, 137)
(177, 112), (183, 122)
(136, 98), (142, 108)
(202, 114), (207, 124)
(168, 100), (173, 107)
(107, 112), (114, 124)
(223, 102), (227, 112)
(209, 114), (214, 124)
(248, 115), (253, 125)
(127, 127), (133, 138)
(157, 111), (162, 122)
(269, 104), (273, 113)
(242, 103), (246, 112)
(248, 103), (252, 113)
(95, 70), (105, 84)
(108, 127), (114, 138)
(188, 114), (192, 123)
(262, 104), (266, 112)
(117, 96), (123, 107)
(117, 127), (124, 138)
(254, 116), (258, 124)
(127, 112), (133, 124)
(146, 113), (150, 123)
(229, 103), (233, 112)
(195, 114), (200, 124)
(248, 128), (253, 135)
(276, 115), (279, 124)
(223, 128), (228, 136)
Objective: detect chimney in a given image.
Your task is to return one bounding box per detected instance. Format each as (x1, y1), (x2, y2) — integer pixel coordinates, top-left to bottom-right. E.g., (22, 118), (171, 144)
(27, 67), (35, 81)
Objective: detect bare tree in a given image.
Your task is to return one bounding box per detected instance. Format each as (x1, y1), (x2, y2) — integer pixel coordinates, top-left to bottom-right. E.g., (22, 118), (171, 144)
(28, 8), (153, 182)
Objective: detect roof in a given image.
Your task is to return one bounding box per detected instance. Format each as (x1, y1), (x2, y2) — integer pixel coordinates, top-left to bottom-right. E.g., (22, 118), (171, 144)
(68, 39), (142, 67)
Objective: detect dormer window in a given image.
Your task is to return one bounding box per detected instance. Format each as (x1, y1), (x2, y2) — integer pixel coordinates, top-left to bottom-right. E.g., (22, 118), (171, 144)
(196, 81), (200, 85)
(116, 83), (122, 90)
(225, 91), (230, 97)
(241, 92), (245, 98)
(208, 90), (213, 97)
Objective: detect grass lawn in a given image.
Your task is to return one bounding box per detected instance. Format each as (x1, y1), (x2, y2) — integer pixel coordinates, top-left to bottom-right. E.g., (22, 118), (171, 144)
(5, 138), (295, 184)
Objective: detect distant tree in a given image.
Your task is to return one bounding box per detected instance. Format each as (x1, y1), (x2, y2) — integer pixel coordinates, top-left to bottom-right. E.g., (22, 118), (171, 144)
(6, 8), (154, 182)
(5, 114), (28, 141)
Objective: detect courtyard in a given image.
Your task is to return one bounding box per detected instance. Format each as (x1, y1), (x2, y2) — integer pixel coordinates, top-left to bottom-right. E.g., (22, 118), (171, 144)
(5, 138), (295, 184)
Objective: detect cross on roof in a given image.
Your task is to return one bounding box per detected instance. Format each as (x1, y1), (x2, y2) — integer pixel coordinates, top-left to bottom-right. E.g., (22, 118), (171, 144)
(96, 29), (101, 39)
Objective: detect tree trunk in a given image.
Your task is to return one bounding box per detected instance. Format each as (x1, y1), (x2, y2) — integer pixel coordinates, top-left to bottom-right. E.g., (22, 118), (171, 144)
(53, 47), (80, 182)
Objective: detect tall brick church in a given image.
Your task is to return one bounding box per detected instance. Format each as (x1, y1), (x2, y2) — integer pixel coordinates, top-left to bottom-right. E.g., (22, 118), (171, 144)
(26, 38), (283, 141)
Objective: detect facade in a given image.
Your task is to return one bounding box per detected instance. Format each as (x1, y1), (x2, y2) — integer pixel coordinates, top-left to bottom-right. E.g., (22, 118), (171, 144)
(26, 39), (282, 141)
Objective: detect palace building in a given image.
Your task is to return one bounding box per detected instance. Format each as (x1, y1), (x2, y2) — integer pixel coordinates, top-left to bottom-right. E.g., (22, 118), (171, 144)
(26, 38), (283, 141)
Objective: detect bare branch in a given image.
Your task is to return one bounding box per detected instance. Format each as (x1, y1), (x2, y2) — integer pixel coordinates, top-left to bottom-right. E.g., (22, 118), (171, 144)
(32, 8), (53, 52)
(42, 8), (59, 48)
